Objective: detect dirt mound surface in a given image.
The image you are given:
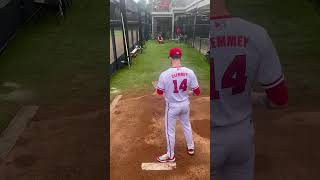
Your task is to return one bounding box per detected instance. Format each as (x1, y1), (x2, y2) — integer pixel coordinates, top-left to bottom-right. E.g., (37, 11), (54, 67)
(253, 106), (320, 180)
(0, 102), (106, 180)
(110, 94), (210, 180)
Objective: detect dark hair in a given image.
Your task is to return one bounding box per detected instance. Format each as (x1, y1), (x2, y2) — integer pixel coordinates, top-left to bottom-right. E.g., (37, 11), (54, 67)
(171, 55), (181, 59)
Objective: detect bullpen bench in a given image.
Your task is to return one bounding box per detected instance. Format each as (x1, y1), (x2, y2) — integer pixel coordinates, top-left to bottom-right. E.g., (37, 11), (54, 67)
(130, 45), (143, 58)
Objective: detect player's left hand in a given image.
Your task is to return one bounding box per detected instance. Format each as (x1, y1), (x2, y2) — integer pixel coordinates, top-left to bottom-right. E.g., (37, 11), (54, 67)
(188, 90), (194, 96)
(252, 92), (288, 109)
(152, 81), (158, 89)
(252, 92), (266, 106)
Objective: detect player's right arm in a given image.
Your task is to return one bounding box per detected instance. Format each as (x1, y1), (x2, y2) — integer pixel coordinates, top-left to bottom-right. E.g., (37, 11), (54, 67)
(255, 29), (288, 109)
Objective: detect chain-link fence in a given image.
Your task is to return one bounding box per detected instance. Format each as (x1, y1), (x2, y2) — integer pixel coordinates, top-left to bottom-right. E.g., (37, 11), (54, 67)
(110, 0), (151, 75)
(150, 0), (209, 56)
(176, 6), (210, 56)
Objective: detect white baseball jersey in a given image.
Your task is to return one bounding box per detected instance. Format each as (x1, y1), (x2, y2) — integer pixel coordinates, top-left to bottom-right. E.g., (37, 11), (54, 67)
(157, 66), (199, 158)
(157, 67), (199, 105)
(210, 17), (284, 127)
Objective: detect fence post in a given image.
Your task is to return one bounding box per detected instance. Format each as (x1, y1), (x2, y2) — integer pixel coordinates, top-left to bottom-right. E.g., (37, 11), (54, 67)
(172, 13), (175, 40)
(120, 0), (131, 67)
(111, 27), (118, 70)
(130, 29), (134, 47)
(136, 28), (139, 44)
(144, 10), (148, 40)
(151, 15), (154, 39)
(199, 38), (202, 52)
(138, 4), (143, 46)
(192, 10), (197, 47)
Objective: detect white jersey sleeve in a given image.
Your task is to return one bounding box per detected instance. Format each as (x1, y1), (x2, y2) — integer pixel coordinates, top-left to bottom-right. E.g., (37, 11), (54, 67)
(157, 72), (165, 91)
(256, 30), (284, 89)
(190, 70), (200, 90)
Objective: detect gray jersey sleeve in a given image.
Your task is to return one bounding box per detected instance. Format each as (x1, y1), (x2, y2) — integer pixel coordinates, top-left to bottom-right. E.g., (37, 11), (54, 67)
(256, 30), (283, 88)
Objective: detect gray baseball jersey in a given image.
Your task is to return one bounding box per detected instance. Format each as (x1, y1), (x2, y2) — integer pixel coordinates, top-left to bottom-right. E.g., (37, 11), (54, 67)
(210, 17), (284, 127)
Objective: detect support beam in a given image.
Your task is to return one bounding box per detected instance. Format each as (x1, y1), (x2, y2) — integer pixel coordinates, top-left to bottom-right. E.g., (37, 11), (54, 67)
(151, 16), (154, 38)
(192, 10), (197, 47)
(144, 10), (148, 40)
(138, 4), (143, 46)
(111, 27), (118, 69)
(120, 0), (131, 67)
(172, 13), (175, 40)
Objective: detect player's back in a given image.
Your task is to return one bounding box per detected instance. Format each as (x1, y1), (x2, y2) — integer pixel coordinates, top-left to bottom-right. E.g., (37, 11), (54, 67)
(210, 16), (283, 126)
(159, 67), (198, 105)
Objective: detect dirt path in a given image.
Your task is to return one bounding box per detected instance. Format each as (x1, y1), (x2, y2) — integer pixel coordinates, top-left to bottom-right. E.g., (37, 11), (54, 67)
(0, 101), (106, 180)
(110, 94), (210, 180)
(253, 105), (320, 180)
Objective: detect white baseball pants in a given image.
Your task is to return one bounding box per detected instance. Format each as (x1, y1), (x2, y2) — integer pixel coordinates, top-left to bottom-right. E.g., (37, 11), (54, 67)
(211, 119), (255, 180)
(164, 102), (194, 158)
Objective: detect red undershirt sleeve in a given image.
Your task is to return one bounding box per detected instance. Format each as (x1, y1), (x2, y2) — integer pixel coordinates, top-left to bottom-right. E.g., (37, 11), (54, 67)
(193, 87), (201, 96)
(265, 80), (288, 106)
(156, 88), (164, 95)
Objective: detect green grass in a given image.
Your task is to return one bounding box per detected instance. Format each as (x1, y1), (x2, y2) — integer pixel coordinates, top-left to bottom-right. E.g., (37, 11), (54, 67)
(0, 0), (107, 133)
(110, 41), (210, 100)
(229, 0), (320, 104)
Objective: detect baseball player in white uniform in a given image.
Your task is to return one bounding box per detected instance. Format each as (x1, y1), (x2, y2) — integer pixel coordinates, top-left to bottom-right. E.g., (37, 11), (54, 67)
(156, 47), (201, 163)
(210, 0), (288, 179)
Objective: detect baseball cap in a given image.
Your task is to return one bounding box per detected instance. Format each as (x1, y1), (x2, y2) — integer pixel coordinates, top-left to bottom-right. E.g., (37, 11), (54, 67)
(169, 48), (182, 59)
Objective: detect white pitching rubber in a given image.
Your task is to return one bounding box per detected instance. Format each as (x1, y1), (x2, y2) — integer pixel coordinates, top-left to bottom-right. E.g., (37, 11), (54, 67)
(141, 162), (176, 170)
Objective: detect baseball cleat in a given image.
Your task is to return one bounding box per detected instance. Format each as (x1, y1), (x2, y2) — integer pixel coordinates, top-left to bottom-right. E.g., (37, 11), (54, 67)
(157, 154), (176, 163)
(187, 148), (195, 155)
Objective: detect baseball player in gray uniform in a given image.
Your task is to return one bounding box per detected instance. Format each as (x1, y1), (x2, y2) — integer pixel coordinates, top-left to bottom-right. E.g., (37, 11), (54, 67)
(156, 47), (201, 163)
(210, 0), (289, 179)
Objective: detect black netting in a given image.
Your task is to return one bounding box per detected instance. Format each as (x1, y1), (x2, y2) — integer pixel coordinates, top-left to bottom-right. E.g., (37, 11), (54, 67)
(109, 0), (151, 75)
